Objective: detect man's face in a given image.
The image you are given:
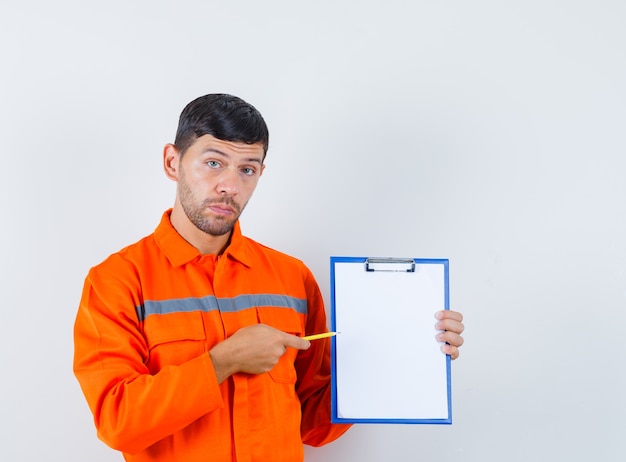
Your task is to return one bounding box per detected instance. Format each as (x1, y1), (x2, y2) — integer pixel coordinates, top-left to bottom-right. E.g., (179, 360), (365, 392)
(175, 134), (265, 236)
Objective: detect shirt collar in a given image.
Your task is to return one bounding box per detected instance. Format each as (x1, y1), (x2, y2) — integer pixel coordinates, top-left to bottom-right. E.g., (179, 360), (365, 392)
(154, 209), (252, 268)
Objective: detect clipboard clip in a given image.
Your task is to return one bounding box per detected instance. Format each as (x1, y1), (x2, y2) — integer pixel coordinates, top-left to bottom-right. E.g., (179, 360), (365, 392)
(365, 257), (416, 272)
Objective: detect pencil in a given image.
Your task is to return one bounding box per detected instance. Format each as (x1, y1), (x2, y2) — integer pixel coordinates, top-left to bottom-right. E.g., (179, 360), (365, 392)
(302, 332), (339, 341)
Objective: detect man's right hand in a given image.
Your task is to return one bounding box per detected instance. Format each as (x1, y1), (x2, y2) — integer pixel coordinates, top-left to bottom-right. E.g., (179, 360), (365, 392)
(209, 324), (310, 383)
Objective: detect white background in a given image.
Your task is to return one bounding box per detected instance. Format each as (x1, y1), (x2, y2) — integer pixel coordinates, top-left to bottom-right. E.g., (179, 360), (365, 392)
(1, 1), (625, 461)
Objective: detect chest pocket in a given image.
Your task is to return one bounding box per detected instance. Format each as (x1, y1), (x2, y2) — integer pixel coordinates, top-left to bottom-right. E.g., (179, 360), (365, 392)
(257, 308), (305, 384)
(143, 311), (206, 373)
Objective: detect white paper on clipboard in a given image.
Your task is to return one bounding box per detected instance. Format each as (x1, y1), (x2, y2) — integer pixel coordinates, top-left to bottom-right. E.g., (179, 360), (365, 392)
(330, 257), (451, 424)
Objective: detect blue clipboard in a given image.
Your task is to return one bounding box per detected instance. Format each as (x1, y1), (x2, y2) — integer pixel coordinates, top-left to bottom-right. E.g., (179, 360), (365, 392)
(330, 256), (452, 424)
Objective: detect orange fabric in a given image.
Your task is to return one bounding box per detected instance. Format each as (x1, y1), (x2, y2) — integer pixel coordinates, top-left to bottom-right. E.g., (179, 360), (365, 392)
(73, 210), (350, 461)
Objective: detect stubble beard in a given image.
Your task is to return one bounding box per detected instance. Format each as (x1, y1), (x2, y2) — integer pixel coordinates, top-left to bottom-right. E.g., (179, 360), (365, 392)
(178, 169), (244, 237)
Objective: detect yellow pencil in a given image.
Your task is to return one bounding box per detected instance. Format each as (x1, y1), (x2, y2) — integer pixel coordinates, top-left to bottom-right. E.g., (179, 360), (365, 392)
(302, 332), (340, 341)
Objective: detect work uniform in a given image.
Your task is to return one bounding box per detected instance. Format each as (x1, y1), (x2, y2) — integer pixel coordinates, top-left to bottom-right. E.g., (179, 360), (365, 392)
(73, 210), (350, 461)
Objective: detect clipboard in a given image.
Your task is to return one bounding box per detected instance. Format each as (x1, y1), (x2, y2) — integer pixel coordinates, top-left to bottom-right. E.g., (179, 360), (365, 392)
(330, 256), (452, 424)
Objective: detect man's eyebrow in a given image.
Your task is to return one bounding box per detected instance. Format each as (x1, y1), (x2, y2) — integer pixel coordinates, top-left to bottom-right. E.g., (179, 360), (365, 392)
(202, 147), (263, 164)
(202, 147), (228, 157)
(243, 157), (264, 165)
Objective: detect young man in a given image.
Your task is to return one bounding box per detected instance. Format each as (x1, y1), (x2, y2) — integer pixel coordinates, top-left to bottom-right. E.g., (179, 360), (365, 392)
(73, 94), (465, 462)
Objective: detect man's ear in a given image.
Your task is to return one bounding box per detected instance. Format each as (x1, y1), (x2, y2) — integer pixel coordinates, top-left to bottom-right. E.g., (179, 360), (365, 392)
(163, 144), (180, 181)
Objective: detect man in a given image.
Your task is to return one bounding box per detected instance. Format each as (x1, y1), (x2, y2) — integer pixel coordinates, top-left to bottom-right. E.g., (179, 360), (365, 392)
(73, 94), (465, 462)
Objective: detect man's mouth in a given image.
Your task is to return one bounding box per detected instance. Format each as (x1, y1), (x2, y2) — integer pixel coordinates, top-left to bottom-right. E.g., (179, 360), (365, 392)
(208, 204), (235, 215)
(205, 197), (242, 216)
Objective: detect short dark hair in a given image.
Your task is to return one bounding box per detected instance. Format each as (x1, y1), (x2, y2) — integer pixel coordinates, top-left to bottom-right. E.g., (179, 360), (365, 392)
(174, 94), (269, 156)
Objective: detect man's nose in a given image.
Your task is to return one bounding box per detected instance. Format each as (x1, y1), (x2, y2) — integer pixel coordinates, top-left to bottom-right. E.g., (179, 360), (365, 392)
(216, 168), (239, 195)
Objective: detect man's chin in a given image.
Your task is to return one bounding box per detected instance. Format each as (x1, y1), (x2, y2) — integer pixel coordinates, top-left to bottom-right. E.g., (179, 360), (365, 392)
(198, 218), (237, 237)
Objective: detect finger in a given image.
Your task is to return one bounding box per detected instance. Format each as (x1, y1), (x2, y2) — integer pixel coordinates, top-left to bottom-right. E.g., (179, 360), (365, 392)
(283, 333), (311, 351)
(436, 331), (464, 348)
(435, 310), (463, 322)
(436, 318), (465, 335)
(441, 343), (460, 360)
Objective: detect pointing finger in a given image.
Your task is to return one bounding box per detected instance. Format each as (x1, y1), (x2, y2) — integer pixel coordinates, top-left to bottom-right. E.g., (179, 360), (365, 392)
(283, 333), (311, 351)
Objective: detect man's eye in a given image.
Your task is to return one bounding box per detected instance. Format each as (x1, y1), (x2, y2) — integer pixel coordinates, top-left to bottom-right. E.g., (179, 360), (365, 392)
(241, 167), (255, 176)
(207, 160), (220, 168)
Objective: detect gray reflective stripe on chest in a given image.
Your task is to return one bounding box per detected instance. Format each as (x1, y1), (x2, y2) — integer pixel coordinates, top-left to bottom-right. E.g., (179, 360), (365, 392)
(138, 294), (307, 320)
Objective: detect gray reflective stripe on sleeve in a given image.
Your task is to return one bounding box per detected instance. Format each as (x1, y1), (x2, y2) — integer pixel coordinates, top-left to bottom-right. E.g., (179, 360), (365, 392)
(138, 293), (307, 321)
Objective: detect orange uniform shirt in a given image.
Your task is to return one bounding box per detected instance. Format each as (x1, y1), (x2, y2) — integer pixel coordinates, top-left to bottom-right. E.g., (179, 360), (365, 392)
(73, 210), (350, 461)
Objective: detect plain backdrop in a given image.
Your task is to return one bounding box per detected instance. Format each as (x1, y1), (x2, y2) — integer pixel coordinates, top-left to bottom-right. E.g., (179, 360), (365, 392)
(1, 1), (625, 461)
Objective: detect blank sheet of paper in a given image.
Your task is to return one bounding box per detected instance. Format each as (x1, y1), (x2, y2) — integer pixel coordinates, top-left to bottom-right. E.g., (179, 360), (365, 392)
(330, 257), (451, 424)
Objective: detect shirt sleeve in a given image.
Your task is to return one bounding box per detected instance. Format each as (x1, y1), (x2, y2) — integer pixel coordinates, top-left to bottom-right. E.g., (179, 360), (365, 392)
(73, 261), (223, 455)
(295, 267), (352, 446)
